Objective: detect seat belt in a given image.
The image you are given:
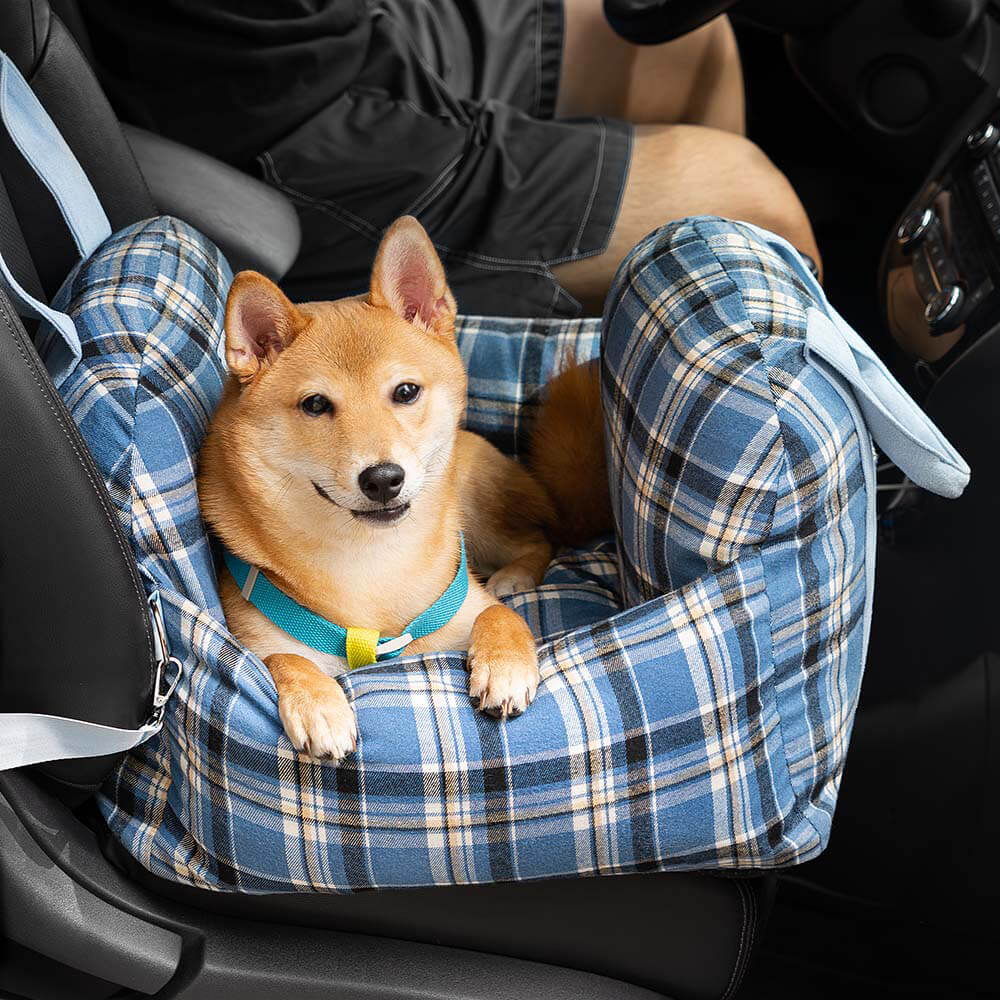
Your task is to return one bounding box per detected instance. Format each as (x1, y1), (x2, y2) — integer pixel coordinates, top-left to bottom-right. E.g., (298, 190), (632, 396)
(0, 50), (174, 771)
(0, 47), (110, 386)
(1, 716), (165, 770)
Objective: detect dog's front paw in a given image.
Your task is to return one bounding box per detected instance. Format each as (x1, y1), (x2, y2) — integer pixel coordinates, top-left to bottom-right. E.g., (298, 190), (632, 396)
(270, 663), (358, 762)
(485, 564), (537, 598)
(279, 677), (357, 761)
(468, 604), (539, 720)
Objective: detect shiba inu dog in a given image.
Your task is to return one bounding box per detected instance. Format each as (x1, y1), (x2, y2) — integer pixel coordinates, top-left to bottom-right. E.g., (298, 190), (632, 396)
(198, 216), (598, 763)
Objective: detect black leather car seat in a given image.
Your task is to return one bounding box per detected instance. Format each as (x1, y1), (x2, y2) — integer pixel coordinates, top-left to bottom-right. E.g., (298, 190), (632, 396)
(0, 0), (158, 793)
(0, 3), (775, 997)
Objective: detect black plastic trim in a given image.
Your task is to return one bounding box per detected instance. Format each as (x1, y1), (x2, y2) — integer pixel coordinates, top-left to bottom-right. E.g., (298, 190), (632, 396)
(0, 772), (673, 999)
(0, 793), (182, 992)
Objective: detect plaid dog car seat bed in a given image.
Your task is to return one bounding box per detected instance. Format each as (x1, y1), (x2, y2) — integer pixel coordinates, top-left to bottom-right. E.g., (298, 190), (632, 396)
(41, 213), (967, 893)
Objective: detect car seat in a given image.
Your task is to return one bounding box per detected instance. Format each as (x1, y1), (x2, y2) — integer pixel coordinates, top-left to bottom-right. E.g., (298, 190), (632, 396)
(0, 3), (775, 998)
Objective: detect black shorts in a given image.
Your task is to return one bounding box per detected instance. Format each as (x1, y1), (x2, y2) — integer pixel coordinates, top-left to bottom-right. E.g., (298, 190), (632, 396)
(260, 0), (633, 317)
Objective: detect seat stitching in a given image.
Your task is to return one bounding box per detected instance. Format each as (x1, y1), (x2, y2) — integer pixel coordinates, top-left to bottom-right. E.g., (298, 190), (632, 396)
(0, 300), (154, 675)
(722, 877), (752, 1000)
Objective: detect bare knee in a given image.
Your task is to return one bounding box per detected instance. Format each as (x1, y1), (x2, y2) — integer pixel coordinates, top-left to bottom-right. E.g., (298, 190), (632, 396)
(554, 127), (822, 312)
(628, 129), (821, 276)
(730, 139), (822, 277)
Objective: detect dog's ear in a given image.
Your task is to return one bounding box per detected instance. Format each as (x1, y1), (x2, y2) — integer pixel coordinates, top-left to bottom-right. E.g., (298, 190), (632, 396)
(369, 216), (457, 338)
(224, 271), (306, 382)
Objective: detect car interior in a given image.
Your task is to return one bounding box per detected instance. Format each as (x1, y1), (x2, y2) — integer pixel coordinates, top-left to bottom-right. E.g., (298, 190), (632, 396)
(1, 0), (997, 998)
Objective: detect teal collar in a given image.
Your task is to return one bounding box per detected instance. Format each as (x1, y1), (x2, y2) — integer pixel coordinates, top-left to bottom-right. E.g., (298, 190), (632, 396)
(223, 533), (468, 669)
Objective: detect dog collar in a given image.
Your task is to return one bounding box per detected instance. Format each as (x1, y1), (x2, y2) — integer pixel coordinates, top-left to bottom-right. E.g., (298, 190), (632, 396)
(223, 533), (468, 669)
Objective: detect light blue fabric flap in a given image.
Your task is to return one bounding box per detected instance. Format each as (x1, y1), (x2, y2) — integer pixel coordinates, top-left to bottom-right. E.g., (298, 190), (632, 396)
(0, 49), (111, 386)
(742, 223), (970, 500)
(804, 306), (970, 498)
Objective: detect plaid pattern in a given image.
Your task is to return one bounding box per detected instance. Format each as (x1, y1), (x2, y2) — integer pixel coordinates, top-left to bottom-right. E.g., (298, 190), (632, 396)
(44, 215), (870, 893)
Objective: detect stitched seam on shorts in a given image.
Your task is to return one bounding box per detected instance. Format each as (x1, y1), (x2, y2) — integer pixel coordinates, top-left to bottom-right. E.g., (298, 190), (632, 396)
(433, 241), (581, 315)
(260, 152), (382, 242)
(545, 122), (633, 267)
(342, 82), (467, 126)
(264, 152), (554, 269)
(572, 119), (606, 256)
(263, 151), (569, 299)
(262, 153), (583, 315)
(403, 153), (463, 217)
(548, 278), (561, 316)
(433, 239), (549, 271)
(264, 107), (614, 273)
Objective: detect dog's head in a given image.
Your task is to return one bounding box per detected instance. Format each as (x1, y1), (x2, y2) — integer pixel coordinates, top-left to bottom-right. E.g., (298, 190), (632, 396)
(216, 216), (465, 533)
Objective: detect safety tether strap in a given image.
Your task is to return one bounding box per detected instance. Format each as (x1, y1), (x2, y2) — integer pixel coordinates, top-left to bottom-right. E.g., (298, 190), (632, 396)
(0, 48), (111, 386)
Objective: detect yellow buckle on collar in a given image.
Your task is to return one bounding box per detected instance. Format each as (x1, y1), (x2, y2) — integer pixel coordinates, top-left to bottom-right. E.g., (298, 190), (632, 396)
(345, 627), (380, 670)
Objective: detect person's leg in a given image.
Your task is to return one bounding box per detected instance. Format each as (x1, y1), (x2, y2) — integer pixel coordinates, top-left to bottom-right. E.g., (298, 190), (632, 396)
(553, 124), (822, 313)
(550, 1), (818, 313)
(556, 2), (745, 134)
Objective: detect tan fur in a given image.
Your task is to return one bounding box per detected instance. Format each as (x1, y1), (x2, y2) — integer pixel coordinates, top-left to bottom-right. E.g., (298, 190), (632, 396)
(529, 359), (614, 547)
(455, 431), (556, 595)
(264, 653), (356, 761)
(199, 217), (545, 761)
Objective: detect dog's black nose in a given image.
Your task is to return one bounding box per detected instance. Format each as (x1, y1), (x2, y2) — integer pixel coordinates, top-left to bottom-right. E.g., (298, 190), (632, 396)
(358, 463), (405, 504)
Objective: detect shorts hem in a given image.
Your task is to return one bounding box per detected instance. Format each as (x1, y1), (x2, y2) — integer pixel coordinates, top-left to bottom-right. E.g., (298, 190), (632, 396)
(550, 117), (633, 264)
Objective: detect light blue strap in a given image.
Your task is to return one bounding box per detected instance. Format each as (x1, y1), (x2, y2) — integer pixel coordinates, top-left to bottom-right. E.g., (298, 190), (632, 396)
(0, 592), (178, 771)
(740, 223), (970, 500)
(0, 49), (111, 385)
(0, 713), (162, 770)
(803, 306), (970, 498)
(0, 52), (110, 256)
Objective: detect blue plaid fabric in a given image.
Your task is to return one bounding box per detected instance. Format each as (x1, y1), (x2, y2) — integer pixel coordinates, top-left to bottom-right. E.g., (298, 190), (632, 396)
(44, 214), (871, 892)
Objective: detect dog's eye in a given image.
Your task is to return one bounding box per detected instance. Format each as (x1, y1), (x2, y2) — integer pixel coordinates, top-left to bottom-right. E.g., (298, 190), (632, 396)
(392, 382), (421, 404)
(300, 394), (333, 416)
